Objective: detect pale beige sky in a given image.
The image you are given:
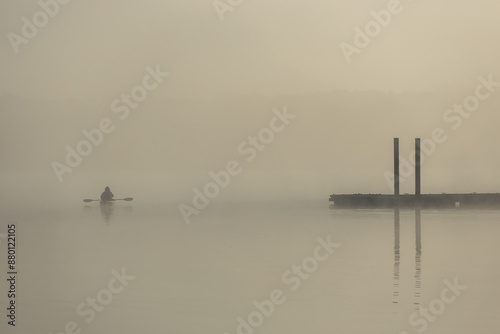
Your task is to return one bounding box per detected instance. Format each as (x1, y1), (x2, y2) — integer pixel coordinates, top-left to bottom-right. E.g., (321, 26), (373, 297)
(1, 1), (500, 203)
(1, 0), (500, 99)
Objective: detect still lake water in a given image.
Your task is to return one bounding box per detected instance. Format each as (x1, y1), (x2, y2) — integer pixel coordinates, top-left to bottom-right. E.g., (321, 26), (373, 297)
(1, 202), (499, 333)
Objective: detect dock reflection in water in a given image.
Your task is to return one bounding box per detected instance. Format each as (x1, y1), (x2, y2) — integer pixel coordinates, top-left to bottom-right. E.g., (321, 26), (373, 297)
(393, 208), (422, 308)
(415, 209), (422, 308)
(393, 208), (400, 304)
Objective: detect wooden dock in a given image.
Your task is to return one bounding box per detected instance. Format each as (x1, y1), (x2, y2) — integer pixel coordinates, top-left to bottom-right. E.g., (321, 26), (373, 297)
(329, 193), (500, 209)
(329, 138), (500, 209)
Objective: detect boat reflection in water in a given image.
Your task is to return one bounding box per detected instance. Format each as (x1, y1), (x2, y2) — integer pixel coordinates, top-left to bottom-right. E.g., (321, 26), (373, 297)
(83, 201), (133, 223)
(100, 201), (115, 223)
(393, 208), (422, 309)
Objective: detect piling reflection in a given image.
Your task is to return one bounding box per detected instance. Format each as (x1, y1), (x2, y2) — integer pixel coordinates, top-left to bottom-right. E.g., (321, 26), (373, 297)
(414, 209), (422, 308)
(393, 208), (400, 304)
(393, 209), (422, 307)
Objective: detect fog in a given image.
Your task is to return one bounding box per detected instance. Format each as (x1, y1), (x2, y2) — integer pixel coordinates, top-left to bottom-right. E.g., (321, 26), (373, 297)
(2, 4), (500, 334)
(1, 0), (500, 208)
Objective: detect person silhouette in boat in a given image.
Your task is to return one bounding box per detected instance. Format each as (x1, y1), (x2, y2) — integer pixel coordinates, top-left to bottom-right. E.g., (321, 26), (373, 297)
(100, 186), (114, 203)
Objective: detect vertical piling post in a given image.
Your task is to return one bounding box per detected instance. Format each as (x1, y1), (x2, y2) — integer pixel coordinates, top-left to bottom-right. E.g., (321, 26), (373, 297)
(394, 138), (399, 196)
(415, 138), (421, 196)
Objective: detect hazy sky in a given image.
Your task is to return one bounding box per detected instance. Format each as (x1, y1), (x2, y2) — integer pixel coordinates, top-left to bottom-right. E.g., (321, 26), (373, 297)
(2, 5), (500, 334)
(1, 1), (500, 205)
(1, 0), (500, 99)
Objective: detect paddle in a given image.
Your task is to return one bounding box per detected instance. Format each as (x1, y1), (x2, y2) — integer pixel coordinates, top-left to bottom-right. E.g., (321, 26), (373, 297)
(83, 198), (133, 203)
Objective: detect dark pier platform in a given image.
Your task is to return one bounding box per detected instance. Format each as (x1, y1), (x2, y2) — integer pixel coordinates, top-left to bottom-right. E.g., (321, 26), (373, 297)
(330, 138), (500, 209)
(329, 193), (500, 209)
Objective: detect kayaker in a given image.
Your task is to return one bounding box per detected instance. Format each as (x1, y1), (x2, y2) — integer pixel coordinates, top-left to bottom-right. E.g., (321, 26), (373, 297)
(100, 186), (114, 202)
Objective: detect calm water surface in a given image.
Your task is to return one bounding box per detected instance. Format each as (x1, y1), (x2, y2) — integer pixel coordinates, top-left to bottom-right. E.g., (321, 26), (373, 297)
(1, 202), (499, 333)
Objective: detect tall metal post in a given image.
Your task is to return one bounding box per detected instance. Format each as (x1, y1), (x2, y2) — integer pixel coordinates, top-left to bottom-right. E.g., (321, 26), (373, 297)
(394, 138), (400, 196)
(415, 138), (421, 196)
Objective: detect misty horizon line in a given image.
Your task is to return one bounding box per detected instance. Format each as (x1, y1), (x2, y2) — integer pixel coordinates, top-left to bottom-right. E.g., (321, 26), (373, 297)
(0, 89), (462, 103)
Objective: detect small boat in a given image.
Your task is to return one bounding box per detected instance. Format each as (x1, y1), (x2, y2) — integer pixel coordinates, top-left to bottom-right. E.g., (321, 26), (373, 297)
(83, 197), (133, 204)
